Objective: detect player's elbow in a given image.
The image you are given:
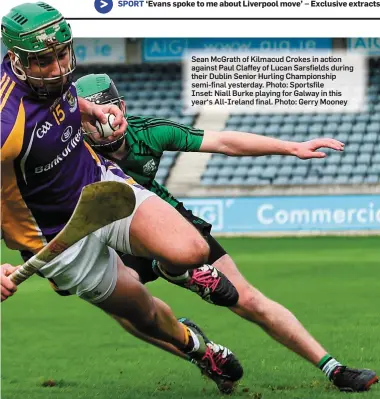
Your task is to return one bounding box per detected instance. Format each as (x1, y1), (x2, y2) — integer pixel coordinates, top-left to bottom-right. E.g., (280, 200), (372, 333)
(218, 134), (242, 157)
(222, 147), (240, 157)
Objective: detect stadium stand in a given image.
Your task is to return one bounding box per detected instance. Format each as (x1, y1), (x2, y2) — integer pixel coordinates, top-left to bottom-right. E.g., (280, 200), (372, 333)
(201, 57), (380, 186)
(75, 57), (380, 187)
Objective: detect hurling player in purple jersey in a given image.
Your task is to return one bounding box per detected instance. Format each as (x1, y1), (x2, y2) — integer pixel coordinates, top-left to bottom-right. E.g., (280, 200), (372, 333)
(0, 2), (246, 390)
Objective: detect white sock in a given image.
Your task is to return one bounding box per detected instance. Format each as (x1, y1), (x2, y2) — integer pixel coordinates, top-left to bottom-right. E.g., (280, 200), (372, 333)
(186, 327), (200, 353)
(322, 358), (342, 378)
(158, 264), (189, 282)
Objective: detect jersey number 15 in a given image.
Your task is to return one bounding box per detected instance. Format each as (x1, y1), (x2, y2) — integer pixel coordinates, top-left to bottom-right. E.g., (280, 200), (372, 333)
(52, 104), (66, 125)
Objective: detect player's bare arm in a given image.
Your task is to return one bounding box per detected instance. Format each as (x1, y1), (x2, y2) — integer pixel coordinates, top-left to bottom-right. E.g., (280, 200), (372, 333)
(199, 130), (345, 159)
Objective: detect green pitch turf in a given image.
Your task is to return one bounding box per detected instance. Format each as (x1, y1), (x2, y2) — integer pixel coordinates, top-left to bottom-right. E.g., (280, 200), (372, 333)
(1, 237), (379, 399)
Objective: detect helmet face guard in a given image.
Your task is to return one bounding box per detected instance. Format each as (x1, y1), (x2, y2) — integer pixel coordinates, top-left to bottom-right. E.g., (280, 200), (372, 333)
(85, 80), (124, 110)
(2, 2), (76, 98)
(76, 73), (125, 153)
(22, 42), (76, 98)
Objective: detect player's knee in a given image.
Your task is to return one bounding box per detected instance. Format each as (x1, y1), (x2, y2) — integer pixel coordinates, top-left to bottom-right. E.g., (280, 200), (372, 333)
(177, 236), (210, 266)
(192, 236), (210, 264)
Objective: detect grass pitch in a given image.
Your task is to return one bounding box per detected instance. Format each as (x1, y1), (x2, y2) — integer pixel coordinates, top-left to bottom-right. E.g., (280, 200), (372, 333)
(1, 236), (379, 399)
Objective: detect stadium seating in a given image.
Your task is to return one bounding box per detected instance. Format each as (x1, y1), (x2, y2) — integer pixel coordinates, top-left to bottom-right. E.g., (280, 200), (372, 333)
(201, 57), (380, 186)
(75, 58), (380, 187)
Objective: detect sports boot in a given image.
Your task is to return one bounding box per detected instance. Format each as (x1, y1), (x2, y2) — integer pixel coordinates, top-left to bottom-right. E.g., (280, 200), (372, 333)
(153, 261), (238, 307)
(179, 317), (243, 394)
(331, 366), (379, 392)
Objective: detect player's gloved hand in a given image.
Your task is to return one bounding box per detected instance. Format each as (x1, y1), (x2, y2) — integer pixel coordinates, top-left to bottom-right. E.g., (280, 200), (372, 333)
(293, 138), (345, 160)
(1, 264), (20, 302)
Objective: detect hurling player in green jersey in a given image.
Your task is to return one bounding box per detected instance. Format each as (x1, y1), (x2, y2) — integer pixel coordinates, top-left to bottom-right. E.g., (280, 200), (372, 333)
(76, 73), (378, 393)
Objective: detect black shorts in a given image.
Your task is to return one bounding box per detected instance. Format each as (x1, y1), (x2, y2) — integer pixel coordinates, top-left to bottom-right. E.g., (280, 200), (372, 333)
(120, 202), (227, 284)
(176, 201), (212, 235)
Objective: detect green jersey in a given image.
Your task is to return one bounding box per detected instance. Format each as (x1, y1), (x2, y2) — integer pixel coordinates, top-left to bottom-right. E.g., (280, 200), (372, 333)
(114, 115), (204, 207)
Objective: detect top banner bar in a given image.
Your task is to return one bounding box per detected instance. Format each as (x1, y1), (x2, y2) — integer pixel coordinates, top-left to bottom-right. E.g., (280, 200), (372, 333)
(1, 0), (379, 20)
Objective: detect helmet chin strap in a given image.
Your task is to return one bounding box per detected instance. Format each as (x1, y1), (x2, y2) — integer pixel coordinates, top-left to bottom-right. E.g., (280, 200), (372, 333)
(10, 56), (27, 81)
(98, 135), (125, 153)
(83, 129), (125, 153)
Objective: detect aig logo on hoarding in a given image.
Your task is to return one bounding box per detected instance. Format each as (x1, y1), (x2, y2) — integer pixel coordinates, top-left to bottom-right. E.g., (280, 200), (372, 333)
(182, 199), (224, 231)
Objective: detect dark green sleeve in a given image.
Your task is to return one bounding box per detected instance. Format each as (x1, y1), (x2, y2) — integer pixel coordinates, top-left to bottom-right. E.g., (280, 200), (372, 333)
(133, 117), (204, 153)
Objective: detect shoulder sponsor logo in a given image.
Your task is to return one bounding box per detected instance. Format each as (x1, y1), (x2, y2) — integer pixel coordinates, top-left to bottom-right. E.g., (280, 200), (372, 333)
(143, 159), (157, 175)
(61, 126), (73, 142)
(64, 90), (78, 113)
(35, 121), (53, 139)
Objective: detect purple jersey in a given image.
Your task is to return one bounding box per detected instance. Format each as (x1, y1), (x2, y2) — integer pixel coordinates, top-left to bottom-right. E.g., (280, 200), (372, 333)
(1, 57), (105, 253)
